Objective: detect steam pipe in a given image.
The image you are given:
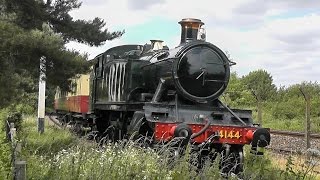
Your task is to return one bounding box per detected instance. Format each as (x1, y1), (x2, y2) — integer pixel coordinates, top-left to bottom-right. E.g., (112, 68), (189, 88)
(190, 118), (211, 139)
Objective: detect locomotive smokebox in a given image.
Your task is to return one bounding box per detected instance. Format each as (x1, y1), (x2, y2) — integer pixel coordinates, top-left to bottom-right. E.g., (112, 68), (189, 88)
(179, 18), (204, 44)
(143, 18), (230, 103)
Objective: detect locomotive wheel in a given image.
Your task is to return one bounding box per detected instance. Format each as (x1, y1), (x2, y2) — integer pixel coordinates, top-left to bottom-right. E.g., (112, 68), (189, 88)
(60, 114), (69, 127)
(127, 111), (145, 138)
(95, 117), (110, 141)
(72, 121), (82, 135)
(127, 111), (153, 146)
(220, 148), (243, 175)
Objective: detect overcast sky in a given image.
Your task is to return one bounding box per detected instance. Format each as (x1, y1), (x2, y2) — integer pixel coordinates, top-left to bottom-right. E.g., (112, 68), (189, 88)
(67, 0), (320, 87)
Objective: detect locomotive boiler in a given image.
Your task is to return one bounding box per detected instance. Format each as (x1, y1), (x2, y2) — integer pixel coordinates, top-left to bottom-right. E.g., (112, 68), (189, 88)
(55, 18), (271, 174)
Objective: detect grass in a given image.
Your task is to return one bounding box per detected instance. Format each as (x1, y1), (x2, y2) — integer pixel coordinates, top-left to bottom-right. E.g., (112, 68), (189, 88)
(252, 111), (320, 133)
(2, 115), (317, 180)
(20, 116), (76, 156)
(26, 143), (175, 180)
(232, 103), (320, 133)
(269, 153), (320, 179)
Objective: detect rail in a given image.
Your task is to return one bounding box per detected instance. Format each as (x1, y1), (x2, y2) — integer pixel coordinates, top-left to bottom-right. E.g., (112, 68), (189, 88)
(48, 113), (63, 128)
(270, 130), (320, 139)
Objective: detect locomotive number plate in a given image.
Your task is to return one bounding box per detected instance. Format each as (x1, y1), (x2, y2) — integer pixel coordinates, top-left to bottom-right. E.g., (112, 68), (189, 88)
(219, 130), (241, 139)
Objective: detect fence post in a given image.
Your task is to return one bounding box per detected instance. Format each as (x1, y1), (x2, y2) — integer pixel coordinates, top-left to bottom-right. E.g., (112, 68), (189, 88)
(10, 123), (16, 144)
(6, 121), (10, 141)
(305, 97), (311, 150)
(8, 122), (27, 180)
(14, 161), (26, 180)
(300, 87), (311, 160)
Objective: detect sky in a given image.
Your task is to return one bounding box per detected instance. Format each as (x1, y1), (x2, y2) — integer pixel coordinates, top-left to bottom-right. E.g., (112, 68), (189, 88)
(67, 0), (320, 87)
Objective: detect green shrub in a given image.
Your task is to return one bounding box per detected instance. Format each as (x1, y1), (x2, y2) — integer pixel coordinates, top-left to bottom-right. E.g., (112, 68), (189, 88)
(6, 111), (22, 132)
(0, 109), (13, 179)
(242, 149), (281, 179)
(15, 103), (36, 115)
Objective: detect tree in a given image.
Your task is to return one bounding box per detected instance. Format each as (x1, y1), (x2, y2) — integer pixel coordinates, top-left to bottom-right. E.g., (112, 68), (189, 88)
(0, 21), (89, 108)
(222, 72), (255, 108)
(242, 70), (276, 125)
(272, 82), (320, 119)
(0, 0), (124, 108)
(4, 0), (124, 46)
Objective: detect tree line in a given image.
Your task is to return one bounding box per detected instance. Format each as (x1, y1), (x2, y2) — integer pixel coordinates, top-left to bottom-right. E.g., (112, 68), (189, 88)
(223, 70), (320, 132)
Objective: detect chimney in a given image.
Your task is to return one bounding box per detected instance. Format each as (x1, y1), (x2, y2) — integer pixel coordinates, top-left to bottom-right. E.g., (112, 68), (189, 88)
(179, 18), (204, 45)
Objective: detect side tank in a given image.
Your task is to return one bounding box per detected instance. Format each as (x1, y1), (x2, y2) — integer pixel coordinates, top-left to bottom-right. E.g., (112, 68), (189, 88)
(90, 45), (150, 111)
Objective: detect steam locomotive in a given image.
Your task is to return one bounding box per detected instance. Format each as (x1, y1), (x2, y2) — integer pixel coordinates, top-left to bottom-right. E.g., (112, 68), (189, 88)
(54, 18), (270, 173)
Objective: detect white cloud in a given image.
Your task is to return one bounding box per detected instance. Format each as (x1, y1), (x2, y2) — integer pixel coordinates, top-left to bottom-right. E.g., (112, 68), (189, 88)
(202, 13), (320, 86)
(66, 0), (320, 86)
(67, 38), (126, 59)
(70, 0), (153, 28)
(127, 0), (166, 10)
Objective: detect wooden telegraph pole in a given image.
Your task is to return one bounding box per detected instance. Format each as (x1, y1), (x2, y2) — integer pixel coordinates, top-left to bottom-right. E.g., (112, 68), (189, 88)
(300, 87), (311, 151)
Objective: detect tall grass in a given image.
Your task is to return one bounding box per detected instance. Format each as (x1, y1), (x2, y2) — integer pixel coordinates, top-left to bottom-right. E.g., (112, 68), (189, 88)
(12, 116), (319, 180)
(20, 116), (76, 156)
(27, 143), (174, 180)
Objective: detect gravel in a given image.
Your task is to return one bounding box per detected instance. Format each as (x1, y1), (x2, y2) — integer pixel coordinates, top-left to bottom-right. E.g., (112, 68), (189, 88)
(269, 134), (320, 154)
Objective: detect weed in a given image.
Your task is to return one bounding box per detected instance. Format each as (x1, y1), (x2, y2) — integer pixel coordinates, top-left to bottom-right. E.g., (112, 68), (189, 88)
(3, 115), (318, 180)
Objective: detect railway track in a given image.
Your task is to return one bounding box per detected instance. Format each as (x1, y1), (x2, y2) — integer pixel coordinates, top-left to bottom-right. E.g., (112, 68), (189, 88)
(268, 129), (320, 158)
(47, 115), (320, 154)
(47, 114), (97, 139)
(267, 132), (320, 177)
(270, 130), (320, 139)
(47, 113), (63, 128)
(47, 116), (320, 141)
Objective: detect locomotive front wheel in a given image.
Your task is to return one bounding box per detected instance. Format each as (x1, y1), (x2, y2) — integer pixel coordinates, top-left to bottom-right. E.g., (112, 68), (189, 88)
(220, 148), (243, 175)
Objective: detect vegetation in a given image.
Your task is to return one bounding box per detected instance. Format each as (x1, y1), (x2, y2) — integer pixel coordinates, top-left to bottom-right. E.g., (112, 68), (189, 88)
(0, 109), (13, 179)
(242, 70), (276, 125)
(20, 117), (76, 156)
(7, 116), (318, 180)
(223, 71), (320, 133)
